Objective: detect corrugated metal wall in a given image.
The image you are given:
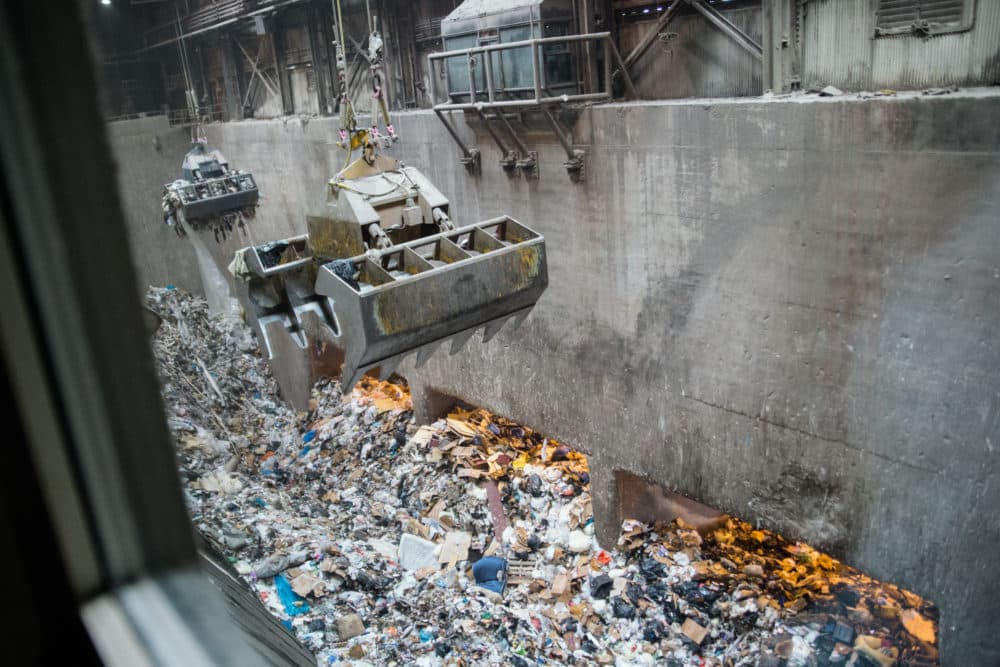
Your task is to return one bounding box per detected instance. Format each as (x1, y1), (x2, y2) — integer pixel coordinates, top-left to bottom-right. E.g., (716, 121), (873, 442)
(802, 0), (1000, 91)
(621, 5), (763, 99)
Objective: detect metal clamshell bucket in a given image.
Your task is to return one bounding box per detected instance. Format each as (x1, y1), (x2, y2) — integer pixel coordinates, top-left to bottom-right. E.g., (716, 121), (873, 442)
(242, 216), (547, 392)
(318, 216), (547, 390)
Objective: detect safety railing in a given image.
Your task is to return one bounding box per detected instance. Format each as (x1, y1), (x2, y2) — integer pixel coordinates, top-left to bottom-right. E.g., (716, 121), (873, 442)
(427, 31), (636, 111)
(427, 32), (637, 181)
(166, 103), (230, 127)
(105, 105), (227, 125)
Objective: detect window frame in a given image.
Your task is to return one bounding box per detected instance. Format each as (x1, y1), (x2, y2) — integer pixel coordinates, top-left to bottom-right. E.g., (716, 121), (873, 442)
(0, 2), (311, 665)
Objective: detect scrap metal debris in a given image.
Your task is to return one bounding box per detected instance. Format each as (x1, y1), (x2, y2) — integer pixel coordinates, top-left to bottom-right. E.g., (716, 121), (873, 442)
(147, 287), (940, 666)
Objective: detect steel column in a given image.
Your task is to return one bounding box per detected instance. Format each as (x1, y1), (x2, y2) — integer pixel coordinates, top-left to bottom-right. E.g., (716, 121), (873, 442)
(763, 0), (800, 92)
(219, 32), (241, 121)
(307, 4), (330, 115)
(269, 19), (292, 114)
(531, 42), (542, 102)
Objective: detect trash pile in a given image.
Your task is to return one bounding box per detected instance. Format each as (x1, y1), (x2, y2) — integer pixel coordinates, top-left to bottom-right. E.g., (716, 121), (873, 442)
(147, 287), (940, 667)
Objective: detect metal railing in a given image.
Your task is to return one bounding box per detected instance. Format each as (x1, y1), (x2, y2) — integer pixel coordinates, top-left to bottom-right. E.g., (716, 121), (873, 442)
(166, 102), (230, 126)
(140, 0), (308, 51)
(427, 32), (637, 111)
(427, 32), (637, 180)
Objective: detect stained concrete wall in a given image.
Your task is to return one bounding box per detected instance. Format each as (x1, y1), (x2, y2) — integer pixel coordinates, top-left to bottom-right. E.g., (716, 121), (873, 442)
(109, 91), (1000, 665)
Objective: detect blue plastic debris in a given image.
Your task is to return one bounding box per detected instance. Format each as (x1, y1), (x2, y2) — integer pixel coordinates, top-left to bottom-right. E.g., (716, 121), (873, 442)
(831, 620), (855, 644)
(472, 556), (507, 594)
(303, 430), (317, 443)
(281, 619), (293, 630)
(300, 445), (311, 457)
(275, 573), (310, 616)
(419, 628), (434, 643)
(166, 284), (176, 290)
(253, 497), (266, 508)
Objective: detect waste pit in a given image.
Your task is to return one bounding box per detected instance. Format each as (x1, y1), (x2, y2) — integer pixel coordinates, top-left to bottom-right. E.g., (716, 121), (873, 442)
(147, 286), (940, 667)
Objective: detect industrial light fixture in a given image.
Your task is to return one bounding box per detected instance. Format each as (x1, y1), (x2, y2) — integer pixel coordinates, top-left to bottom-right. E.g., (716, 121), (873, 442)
(101, 0), (111, 5)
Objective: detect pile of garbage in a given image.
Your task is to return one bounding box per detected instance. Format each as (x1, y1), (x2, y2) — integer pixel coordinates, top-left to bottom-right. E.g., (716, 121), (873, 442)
(147, 287), (940, 667)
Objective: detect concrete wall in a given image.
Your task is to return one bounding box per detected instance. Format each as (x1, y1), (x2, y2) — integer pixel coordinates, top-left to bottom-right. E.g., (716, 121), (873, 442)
(109, 91), (1000, 665)
(107, 116), (202, 295)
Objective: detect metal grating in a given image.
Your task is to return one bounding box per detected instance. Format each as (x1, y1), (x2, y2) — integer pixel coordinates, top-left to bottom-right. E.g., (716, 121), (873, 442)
(876, 0), (969, 33)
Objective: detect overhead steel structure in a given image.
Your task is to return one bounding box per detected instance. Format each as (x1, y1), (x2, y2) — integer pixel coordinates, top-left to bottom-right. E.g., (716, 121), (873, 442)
(429, 0), (637, 181)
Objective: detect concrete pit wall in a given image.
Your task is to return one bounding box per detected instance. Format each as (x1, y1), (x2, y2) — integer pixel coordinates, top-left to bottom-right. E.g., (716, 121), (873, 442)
(110, 91), (1000, 665)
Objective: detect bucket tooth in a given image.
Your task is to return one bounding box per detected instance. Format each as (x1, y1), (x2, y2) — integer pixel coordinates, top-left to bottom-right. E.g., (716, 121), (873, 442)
(511, 308), (531, 330)
(340, 362), (368, 394)
(374, 353), (406, 380)
(293, 301), (339, 342)
(481, 315), (513, 344)
(415, 340), (443, 368)
(287, 329), (308, 350)
(257, 314), (293, 359)
(449, 328), (477, 355)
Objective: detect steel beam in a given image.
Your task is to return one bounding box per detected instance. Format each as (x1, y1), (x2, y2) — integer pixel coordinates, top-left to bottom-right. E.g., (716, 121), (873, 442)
(687, 0), (763, 61)
(494, 111), (530, 157)
(493, 111), (537, 178)
(623, 0), (683, 73)
(475, 108), (517, 170)
(237, 38), (279, 99)
(541, 108), (575, 162)
(434, 109), (480, 173)
(542, 107), (585, 181)
(609, 36), (639, 100)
